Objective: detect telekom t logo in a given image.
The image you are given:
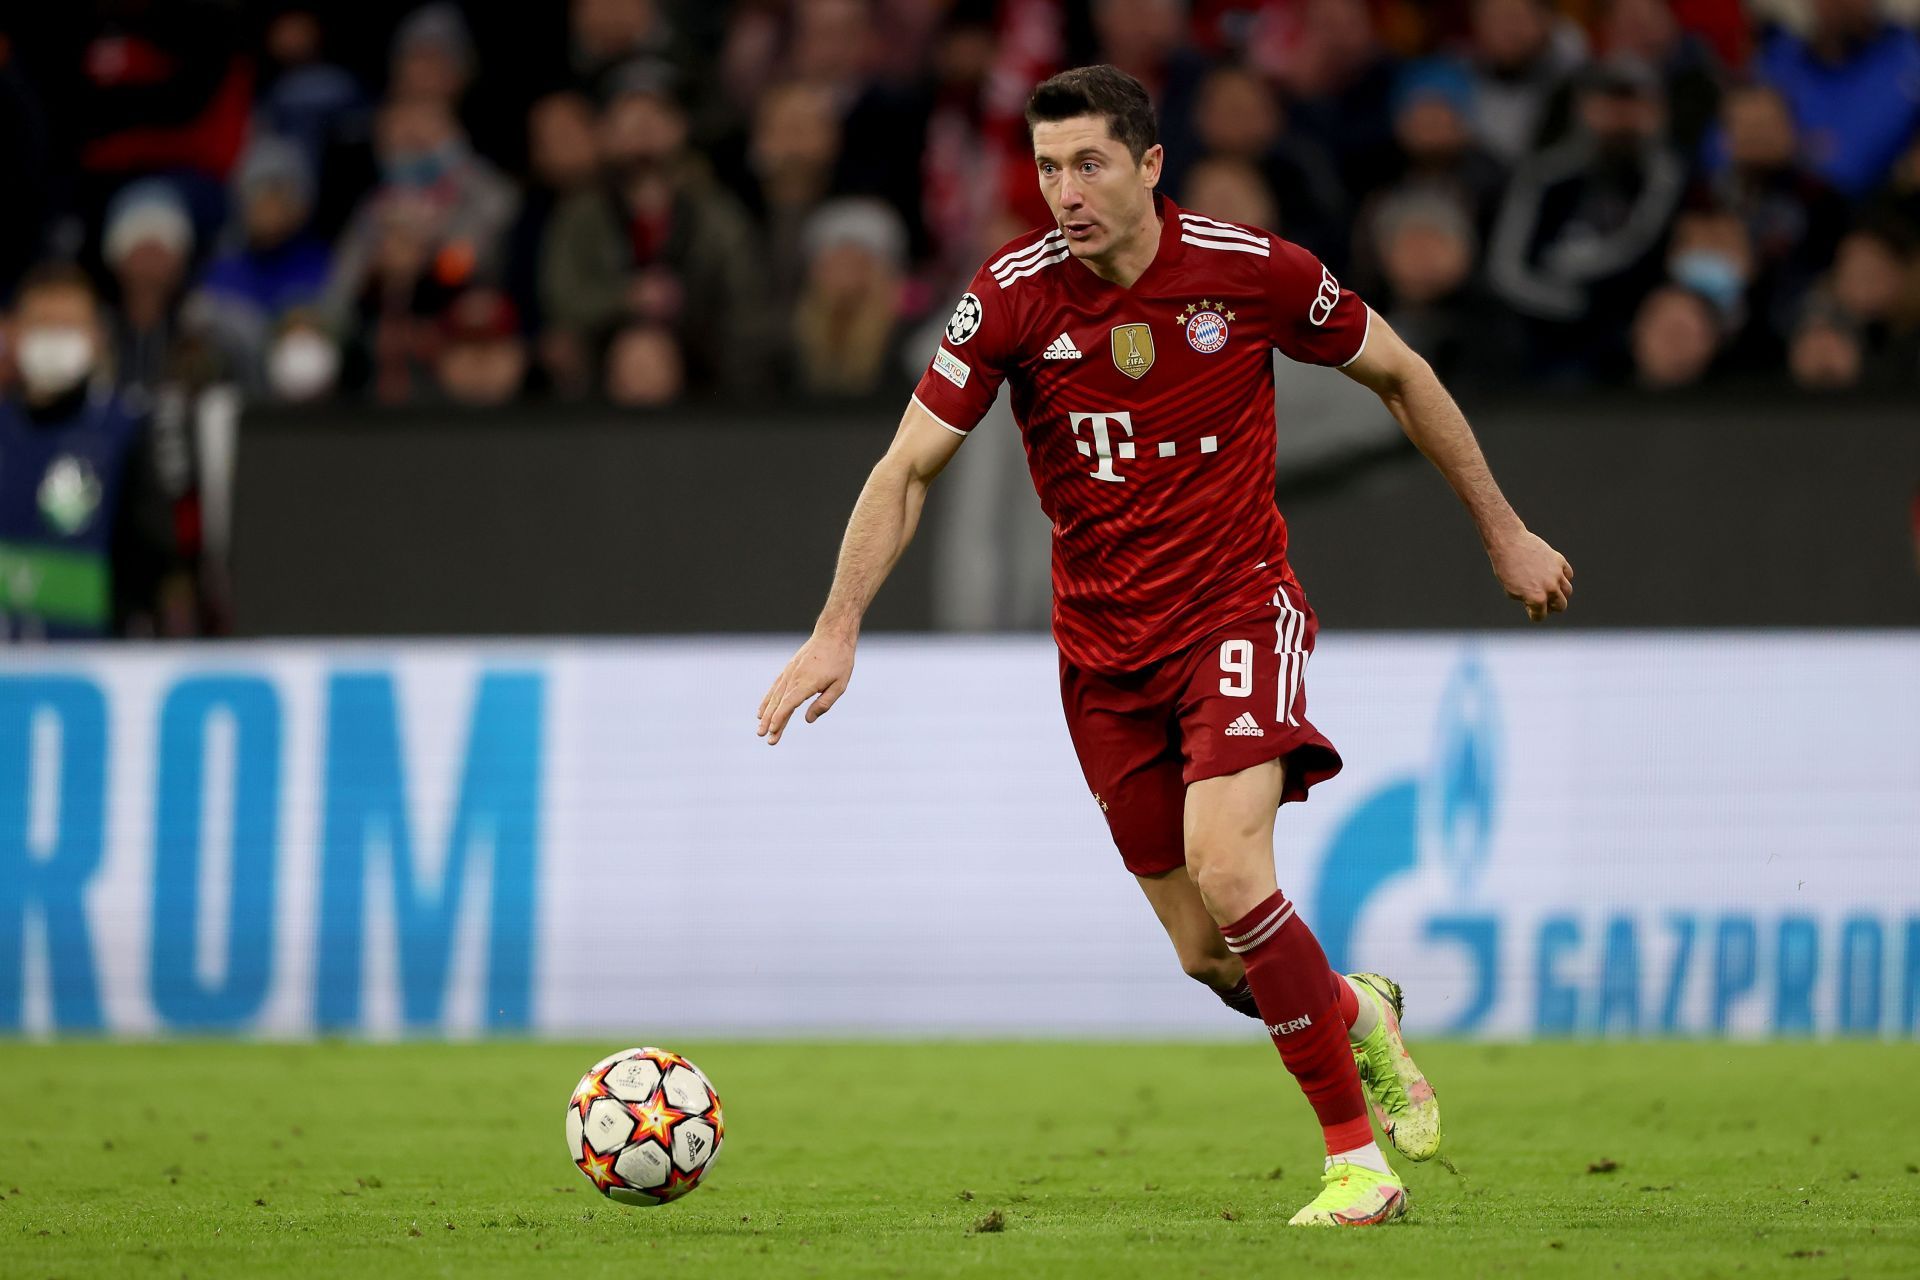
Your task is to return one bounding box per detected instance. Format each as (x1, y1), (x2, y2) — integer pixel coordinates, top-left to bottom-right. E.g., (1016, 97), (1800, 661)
(1069, 411), (1135, 483)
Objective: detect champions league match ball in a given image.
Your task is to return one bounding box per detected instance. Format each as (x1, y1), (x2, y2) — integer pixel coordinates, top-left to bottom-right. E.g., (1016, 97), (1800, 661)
(566, 1047), (725, 1205)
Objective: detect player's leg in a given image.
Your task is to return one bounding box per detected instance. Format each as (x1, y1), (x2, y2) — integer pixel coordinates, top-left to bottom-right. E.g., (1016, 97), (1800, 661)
(1184, 587), (1441, 1162)
(1177, 765), (1436, 1164)
(1133, 867), (1260, 1019)
(1057, 654), (1264, 1020)
(1185, 760), (1407, 1226)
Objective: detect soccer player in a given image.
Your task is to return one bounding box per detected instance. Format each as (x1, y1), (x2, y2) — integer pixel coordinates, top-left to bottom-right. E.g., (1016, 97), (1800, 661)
(757, 65), (1573, 1226)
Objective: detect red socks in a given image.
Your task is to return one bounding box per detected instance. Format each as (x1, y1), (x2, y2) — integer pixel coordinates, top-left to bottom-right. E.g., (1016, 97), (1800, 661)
(1221, 890), (1372, 1156)
(1333, 967), (1359, 1028)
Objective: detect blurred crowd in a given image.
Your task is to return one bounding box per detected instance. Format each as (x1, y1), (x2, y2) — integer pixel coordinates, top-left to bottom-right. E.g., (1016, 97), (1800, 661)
(0, 0), (1915, 637)
(1, 0), (1919, 412)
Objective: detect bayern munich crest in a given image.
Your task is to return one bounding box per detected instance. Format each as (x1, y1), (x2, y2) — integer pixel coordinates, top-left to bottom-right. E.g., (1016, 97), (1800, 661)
(1181, 300), (1233, 354)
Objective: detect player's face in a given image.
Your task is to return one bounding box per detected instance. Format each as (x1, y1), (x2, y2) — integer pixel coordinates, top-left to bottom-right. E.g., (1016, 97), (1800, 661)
(1032, 117), (1162, 262)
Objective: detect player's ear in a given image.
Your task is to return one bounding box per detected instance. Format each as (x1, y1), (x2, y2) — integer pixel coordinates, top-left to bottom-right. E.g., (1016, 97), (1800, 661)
(1139, 143), (1164, 190)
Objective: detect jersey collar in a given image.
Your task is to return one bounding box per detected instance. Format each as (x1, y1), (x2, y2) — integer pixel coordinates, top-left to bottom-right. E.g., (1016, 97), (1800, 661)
(1065, 191), (1186, 297)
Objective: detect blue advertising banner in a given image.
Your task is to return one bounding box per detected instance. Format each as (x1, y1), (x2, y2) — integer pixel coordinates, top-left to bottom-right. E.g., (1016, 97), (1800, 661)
(1, 636), (1914, 1038)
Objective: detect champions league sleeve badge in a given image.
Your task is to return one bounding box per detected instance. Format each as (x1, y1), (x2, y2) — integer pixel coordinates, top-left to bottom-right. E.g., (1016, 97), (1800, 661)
(945, 292), (983, 346)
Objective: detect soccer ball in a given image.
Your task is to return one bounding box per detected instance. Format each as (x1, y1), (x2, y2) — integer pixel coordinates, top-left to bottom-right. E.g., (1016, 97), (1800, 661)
(566, 1047), (724, 1205)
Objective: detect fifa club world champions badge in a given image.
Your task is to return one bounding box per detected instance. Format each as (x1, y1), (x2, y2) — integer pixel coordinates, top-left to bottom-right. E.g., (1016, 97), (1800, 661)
(1181, 300), (1232, 354)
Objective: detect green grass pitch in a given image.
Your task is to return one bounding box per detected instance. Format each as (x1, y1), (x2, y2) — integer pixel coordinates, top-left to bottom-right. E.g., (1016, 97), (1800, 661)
(4, 1040), (1916, 1278)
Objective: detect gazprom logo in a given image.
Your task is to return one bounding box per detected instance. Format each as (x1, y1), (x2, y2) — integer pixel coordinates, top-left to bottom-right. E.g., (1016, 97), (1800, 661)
(0, 666), (545, 1034)
(1424, 659), (1498, 896)
(1311, 651), (1920, 1037)
(1312, 654), (1500, 1032)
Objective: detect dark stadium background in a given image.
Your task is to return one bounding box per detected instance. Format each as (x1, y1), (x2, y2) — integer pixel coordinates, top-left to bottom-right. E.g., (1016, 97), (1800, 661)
(0, 0), (1914, 640)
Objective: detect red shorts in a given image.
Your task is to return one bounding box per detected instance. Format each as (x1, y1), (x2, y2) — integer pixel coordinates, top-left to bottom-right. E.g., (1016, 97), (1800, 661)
(1059, 581), (1344, 877)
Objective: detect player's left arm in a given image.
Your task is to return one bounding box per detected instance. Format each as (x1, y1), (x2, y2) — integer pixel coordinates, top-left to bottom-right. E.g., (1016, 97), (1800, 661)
(1339, 313), (1573, 622)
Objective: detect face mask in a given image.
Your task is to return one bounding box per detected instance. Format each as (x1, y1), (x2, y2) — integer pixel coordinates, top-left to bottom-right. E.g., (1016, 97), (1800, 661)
(15, 328), (95, 398)
(383, 139), (463, 188)
(268, 330), (339, 401)
(1671, 250), (1745, 313)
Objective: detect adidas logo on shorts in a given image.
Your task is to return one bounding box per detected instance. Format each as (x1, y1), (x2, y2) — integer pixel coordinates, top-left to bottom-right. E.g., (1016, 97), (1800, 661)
(1225, 711), (1263, 737)
(1043, 333), (1083, 360)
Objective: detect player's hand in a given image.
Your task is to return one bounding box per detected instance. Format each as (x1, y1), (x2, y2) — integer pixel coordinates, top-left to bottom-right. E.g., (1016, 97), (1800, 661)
(1488, 528), (1573, 622)
(756, 630), (856, 745)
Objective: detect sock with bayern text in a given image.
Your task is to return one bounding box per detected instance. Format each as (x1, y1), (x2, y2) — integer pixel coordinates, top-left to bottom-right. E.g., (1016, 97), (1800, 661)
(1221, 890), (1374, 1158)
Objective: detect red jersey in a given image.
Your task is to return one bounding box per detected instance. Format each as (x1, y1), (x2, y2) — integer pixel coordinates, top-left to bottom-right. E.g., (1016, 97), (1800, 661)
(911, 194), (1372, 674)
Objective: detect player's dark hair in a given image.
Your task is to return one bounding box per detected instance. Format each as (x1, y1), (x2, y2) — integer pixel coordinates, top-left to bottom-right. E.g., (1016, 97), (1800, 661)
(1025, 65), (1158, 165)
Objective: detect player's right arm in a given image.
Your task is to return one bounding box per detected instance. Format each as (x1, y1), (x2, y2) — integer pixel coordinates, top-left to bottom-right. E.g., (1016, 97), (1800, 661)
(757, 255), (1027, 744)
(757, 252), (1028, 744)
(756, 401), (964, 745)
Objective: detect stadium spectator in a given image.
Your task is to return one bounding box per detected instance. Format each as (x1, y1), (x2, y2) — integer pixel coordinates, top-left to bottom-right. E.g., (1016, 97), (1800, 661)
(435, 288), (527, 406)
(503, 91), (602, 394)
(1788, 222), (1920, 389)
(913, 3), (1006, 280)
(1279, 0), (1403, 201)
(791, 198), (908, 397)
(1367, 187), (1511, 390)
(571, 0), (689, 100)
(1630, 284), (1723, 387)
(1464, 0), (1590, 163)
(1487, 56), (1686, 379)
(188, 137), (333, 395)
(1788, 301), (1865, 390)
(1182, 63), (1347, 261)
(1664, 209), (1753, 334)
(1756, 0), (1920, 198)
(826, 0), (940, 262)
(1707, 83), (1850, 349)
(0, 262), (184, 639)
(252, 6), (372, 242)
(1376, 58), (1508, 236)
(540, 61), (767, 395)
(737, 81), (844, 320)
(785, 0), (882, 97)
(8, 2), (1918, 405)
(1830, 223), (1909, 313)
(715, 0), (790, 119)
(1824, 222), (1920, 374)
(102, 180), (196, 402)
(1594, 0), (1725, 152)
(1089, 0), (1210, 169)
(335, 185), (499, 406)
(1179, 155), (1281, 229)
(253, 5), (368, 187)
(604, 321), (684, 406)
(389, 5), (476, 113)
(320, 96), (518, 346)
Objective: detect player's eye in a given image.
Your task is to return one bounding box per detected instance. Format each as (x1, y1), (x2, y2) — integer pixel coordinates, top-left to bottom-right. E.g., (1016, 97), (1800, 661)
(1080, 163), (1099, 176)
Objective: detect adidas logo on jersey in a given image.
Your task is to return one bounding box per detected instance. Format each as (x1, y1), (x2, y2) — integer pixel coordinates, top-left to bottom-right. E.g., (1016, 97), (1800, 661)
(1225, 712), (1263, 737)
(1043, 333), (1083, 360)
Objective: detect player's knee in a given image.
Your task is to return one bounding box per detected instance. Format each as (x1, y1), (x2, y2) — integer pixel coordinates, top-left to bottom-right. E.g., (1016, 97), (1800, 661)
(1184, 852), (1269, 923)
